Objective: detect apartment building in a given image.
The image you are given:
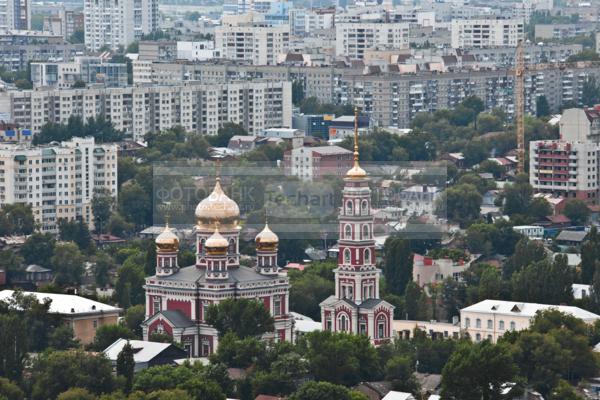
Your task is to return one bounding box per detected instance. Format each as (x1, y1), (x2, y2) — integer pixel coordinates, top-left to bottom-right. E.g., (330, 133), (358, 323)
(335, 22), (410, 59)
(1, 81), (292, 141)
(0, 0), (30, 29)
(451, 18), (524, 48)
(138, 41), (177, 62)
(530, 107), (600, 204)
(129, 61), (600, 129)
(215, 21), (289, 65)
(283, 145), (353, 181)
(84, 0), (159, 51)
(0, 30), (84, 72)
(535, 22), (599, 40)
(30, 57), (128, 89)
(177, 41), (222, 61)
(289, 8), (335, 37)
(0, 137), (117, 233)
(461, 300), (600, 343)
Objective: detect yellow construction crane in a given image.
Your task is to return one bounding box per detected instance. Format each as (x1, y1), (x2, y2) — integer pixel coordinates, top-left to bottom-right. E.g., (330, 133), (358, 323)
(515, 40), (525, 174)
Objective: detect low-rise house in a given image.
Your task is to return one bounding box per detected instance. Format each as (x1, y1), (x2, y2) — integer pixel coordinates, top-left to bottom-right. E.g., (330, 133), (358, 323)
(512, 225), (544, 240)
(382, 392), (416, 400)
(394, 319), (460, 340)
(555, 230), (588, 248)
(413, 253), (479, 287)
(399, 185), (440, 217)
(461, 299), (600, 343)
(24, 264), (53, 287)
(104, 339), (188, 372)
(0, 290), (121, 344)
(573, 283), (591, 300)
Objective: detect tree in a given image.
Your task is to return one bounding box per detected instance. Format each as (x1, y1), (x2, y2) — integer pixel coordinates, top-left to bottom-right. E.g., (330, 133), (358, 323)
(299, 331), (381, 386)
(51, 242), (85, 286)
(581, 227), (600, 283)
(71, 80), (86, 88)
(58, 219), (94, 252)
(528, 197), (552, 221)
(206, 298), (274, 338)
(117, 342), (135, 393)
(504, 238), (547, 278)
(436, 183), (482, 227)
(92, 188), (115, 234)
(90, 324), (135, 351)
(441, 341), (518, 400)
(385, 355), (420, 395)
(581, 76), (600, 107)
(31, 349), (115, 400)
(511, 255), (574, 304)
(49, 324), (79, 350)
(548, 380), (584, 400)
(115, 257), (146, 308)
(57, 388), (97, 400)
(208, 122), (247, 147)
(0, 377), (25, 400)
(95, 252), (114, 288)
(292, 80), (305, 105)
(502, 174), (533, 216)
(69, 30), (84, 43)
(289, 381), (356, 400)
(0, 314), (27, 382)
(15, 79), (32, 89)
(383, 237), (413, 295)
(118, 182), (152, 228)
(124, 304), (146, 337)
(289, 261), (335, 320)
(179, 378), (225, 400)
(536, 95), (551, 117)
(0, 203), (35, 235)
(106, 213), (134, 236)
(563, 199), (590, 226)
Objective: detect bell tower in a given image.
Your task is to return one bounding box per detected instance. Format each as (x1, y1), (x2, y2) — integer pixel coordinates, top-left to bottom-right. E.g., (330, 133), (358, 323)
(255, 220), (279, 276)
(155, 223), (179, 277)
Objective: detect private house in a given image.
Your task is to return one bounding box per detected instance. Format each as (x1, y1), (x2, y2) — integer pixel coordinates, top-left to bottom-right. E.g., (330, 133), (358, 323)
(104, 339), (188, 372)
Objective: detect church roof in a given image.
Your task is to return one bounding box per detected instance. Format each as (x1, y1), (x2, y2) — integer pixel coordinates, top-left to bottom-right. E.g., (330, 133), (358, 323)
(153, 265), (283, 285)
(359, 298), (387, 309)
(157, 310), (194, 328)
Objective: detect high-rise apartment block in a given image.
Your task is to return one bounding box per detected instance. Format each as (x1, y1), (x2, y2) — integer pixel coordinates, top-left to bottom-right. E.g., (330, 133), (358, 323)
(451, 18), (524, 48)
(0, 0), (30, 29)
(0, 137), (118, 233)
(335, 22), (410, 59)
(530, 108), (600, 204)
(84, 0), (159, 51)
(215, 15), (289, 65)
(1, 81), (292, 141)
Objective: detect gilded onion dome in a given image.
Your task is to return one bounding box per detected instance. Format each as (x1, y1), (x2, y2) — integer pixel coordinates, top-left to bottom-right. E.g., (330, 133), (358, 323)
(255, 223), (279, 250)
(205, 224), (229, 255)
(155, 223), (179, 252)
(195, 178), (240, 230)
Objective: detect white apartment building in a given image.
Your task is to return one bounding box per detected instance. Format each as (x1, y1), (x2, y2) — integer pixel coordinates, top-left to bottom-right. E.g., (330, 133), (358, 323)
(84, 0), (158, 51)
(0, 0), (30, 30)
(450, 18), (524, 49)
(290, 8), (334, 36)
(215, 22), (289, 65)
(461, 300), (600, 343)
(176, 41), (221, 61)
(335, 22), (410, 59)
(0, 137), (117, 233)
(1, 81), (292, 141)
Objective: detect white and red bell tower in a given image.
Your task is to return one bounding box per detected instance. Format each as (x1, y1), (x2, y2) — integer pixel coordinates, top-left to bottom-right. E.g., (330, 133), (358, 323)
(320, 109), (394, 345)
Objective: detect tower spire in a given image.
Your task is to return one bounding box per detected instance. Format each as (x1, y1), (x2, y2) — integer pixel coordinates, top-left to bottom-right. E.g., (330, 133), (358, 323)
(346, 107), (367, 179)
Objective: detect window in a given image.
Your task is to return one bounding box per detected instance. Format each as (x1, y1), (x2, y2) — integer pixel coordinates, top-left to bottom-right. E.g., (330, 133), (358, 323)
(377, 315), (386, 339)
(364, 248), (371, 264)
(326, 315), (332, 331)
(201, 338), (210, 356)
(344, 248), (351, 264)
(338, 314), (348, 332)
(362, 224), (369, 239)
(183, 338), (192, 356)
(344, 224), (352, 239)
(510, 321), (516, 331)
(487, 319), (492, 329)
(346, 200), (353, 215)
(476, 318), (481, 328)
(359, 317), (367, 335)
(153, 297), (161, 314)
(92, 320), (98, 329)
(465, 318), (470, 328)
(361, 200), (368, 215)
(274, 296), (282, 316)
(476, 333), (481, 342)
(499, 320), (505, 330)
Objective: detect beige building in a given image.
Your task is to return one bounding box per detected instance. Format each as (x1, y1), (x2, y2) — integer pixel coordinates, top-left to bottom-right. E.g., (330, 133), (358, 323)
(0, 290), (121, 345)
(393, 319), (460, 340)
(0, 137), (117, 233)
(215, 17), (289, 65)
(461, 299), (600, 343)
(335, 22), (410, 59)
(451, 18), (524, 49)
(0, 81), (292, 141)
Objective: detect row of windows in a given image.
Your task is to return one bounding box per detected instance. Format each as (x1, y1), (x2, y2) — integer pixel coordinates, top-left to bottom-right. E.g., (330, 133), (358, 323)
(465, 317), (516, 331)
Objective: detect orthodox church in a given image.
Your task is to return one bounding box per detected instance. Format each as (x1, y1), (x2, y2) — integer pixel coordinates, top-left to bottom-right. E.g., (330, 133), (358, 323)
(319, 114), (395, 345)
(142, 176), (292, 357)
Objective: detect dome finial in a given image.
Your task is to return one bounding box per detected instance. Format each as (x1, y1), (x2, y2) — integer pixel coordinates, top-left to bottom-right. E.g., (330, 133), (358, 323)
(346, 107), (367, 179)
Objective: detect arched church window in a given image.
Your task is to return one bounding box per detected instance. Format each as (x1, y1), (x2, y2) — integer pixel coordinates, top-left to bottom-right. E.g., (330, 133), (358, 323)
(344, 248), (351, 264)
(377, 314), (387, 339)
(344, 224), (352, 239)
(362, 224), (369, 239)
(200, 238), (206, 255)
(228, 238), (235, 254)
(338, 314), (348, 332)
(346, 200), (353, 215)
(364, 248), (371, 264)
(361, 200), (368, 215)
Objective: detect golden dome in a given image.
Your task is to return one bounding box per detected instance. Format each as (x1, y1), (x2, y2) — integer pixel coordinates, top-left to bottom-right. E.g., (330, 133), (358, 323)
(155, 224), (179, 251)
(255, 223), (279, 248)
(205, 225), (229, 255)
(346, 161), (367, 179)
(195, 178), (240, 230)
